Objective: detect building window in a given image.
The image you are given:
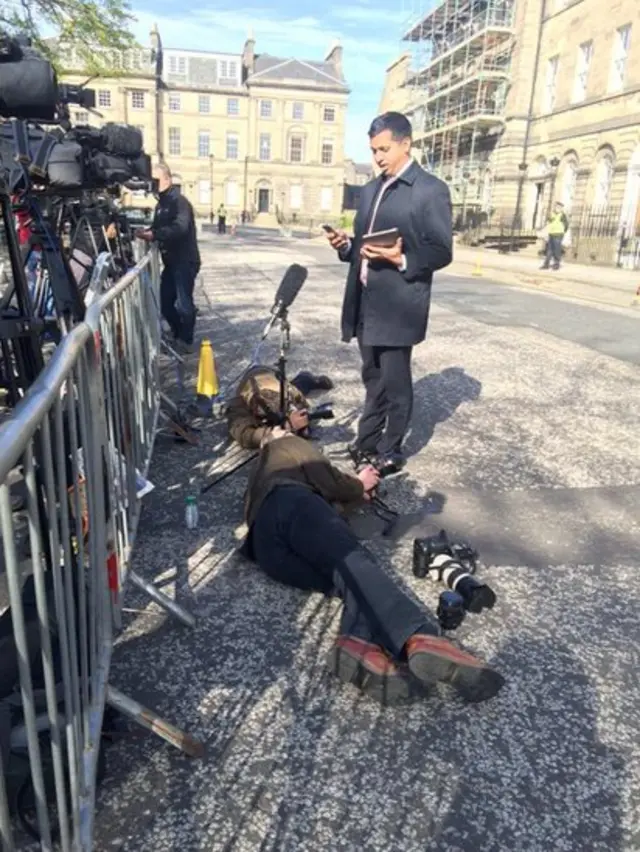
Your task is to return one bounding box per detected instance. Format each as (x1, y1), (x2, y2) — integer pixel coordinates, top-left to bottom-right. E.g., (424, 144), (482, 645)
(593, 154), (614, 213)
(198, 180), (211, 206)
(293, 102), (304, 120)
(560, 160), (578, 211)
(226, 132), (239, 160)
(321, 140), (334, 166)
(198, 132), (210, 158)
(572, 41), (593, 103)
(260, 100), (273, 118)
(75, 111), (89, 124)
(226, 180), (239, 207)
(227, 97), (239, 116)
(320, 187), (333, 211)
(168, 127), (181, 156)
(259, 133), (271, 161)
(289, 135), (304, 163)
(290, 185), (302, 209)
(198, 95), (210, 114)
(131, 90), (145, 110)
(219, 60), (237, 81)
(609, 24), (632, 93)
(543, 56), (559, 112)
(98, 89), (111, 108)
(168, 93), (181, 112)
(169, 55), (187, 75)
(323, 105), (336, 122)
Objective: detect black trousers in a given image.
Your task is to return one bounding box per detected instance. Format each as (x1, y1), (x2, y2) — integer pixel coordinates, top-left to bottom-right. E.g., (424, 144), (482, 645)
(543, 235), (563, 268)
(160, 263), (197, 345)
(357, 326), (413, 457)
(251, 485), (434, 658)
(218, 218), (226, 234)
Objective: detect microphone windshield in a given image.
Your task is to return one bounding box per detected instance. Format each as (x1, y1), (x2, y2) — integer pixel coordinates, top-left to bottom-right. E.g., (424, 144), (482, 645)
(274, 263), (308, 309)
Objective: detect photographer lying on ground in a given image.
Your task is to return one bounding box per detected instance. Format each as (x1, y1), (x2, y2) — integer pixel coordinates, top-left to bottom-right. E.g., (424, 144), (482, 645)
(226, 383), (505, 706)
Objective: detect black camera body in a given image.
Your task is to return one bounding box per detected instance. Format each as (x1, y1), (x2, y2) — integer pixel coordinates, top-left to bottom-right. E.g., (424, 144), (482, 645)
(413, 529), (496, 616)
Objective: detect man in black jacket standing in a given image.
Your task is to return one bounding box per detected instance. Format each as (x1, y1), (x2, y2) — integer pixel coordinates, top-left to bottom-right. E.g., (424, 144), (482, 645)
(327, 113), (452, 475)
(138, 164), (201, 352)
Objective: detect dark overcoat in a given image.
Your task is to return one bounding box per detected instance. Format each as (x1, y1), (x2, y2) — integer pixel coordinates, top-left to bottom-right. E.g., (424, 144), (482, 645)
(340, 161), (453, 347)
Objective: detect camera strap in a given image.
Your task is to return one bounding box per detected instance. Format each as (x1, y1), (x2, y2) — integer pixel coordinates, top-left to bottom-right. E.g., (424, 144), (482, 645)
(9, 119), (30, 165)
(29, 134), (57, 179)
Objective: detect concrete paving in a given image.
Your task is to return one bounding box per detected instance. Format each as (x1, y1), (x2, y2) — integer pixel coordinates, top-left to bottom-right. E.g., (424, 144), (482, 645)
(93, 233), (640, 852)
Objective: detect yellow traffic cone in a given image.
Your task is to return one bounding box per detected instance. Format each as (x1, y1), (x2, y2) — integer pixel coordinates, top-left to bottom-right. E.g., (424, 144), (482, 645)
(472, 256), (483, 277)
(197, 339), (219, 398)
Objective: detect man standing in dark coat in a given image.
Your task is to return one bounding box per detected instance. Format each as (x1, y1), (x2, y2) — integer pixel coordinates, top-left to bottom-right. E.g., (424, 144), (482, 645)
(138, 164), (201, 353)
(327, 112), (452, 475)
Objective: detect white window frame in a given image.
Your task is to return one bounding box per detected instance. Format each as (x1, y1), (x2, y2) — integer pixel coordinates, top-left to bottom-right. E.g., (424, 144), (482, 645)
(320, 186), (333, 212)
(198, 131), (210, 158)
(560, 160), (578, 211)
(290, 184), (302, 210)
(292, 102), (304, 120)
(260, 99), (273, 119)
(226, 132), (239, 160)
(227, 97), (239, 116)
(168, 127), (181, 156)
(572, 41), (593, 104)
(98, 89), (111, 108)
(289, 135), (304, 163)
(198, 95), (210, 114)
(259, 133), (271, 161)
(321, 139), (334, 166)
(608, 24), (632, 93)
(169, 55), (187, 75)
(75, 110), (89, 125)
(168, 93), (181, 112)
(198, 180), (211, 206)
(543, 56), (559, 112)
(225, 180), (239, 207)
(592, 155), (614, 213)
(323, 105), (336, 122)
(131, 90), (145, 110)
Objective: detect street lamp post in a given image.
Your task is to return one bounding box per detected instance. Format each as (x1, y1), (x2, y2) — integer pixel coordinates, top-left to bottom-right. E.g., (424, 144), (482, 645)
(209, 154), (214, 225)
(546, 156), (561, 220)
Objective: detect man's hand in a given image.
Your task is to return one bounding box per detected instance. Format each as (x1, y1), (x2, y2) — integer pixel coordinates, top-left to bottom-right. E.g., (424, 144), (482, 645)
(357, 465), (380, 500)
(326, 228), (349, 251)
(360, 237), (404, 268)
(287, 409), (310, 433)
(136, 228), (154, 243)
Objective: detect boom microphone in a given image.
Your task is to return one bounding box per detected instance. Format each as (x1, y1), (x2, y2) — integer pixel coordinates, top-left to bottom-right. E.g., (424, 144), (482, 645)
(261, 263), (308, 339)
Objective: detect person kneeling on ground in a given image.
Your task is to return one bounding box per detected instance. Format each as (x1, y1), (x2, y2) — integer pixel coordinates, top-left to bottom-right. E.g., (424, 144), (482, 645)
(226, 388), (505, 705)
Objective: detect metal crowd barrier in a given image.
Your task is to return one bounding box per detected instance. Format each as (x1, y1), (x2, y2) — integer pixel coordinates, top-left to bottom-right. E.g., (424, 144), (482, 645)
(0, 246), (203, 851)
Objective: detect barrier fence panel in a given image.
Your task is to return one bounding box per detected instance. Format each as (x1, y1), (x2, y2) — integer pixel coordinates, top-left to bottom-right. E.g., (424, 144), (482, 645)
(0, 247), (203, 851)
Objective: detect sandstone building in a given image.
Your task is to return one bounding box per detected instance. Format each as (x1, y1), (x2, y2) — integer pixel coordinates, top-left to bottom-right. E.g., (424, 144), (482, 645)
(59, 27), (349, 223)
(382, 0), (640, 266)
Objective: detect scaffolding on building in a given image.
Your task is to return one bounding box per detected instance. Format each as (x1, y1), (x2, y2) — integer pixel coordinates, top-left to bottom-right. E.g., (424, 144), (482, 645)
(400, 0), (515, 223)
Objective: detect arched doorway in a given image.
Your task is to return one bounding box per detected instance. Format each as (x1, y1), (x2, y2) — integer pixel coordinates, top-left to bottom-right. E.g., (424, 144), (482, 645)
(255, 180), (272, 214)
(525, 157), (548, 230)
(559, 154), (578, 212)
(618, 146), (640, 268)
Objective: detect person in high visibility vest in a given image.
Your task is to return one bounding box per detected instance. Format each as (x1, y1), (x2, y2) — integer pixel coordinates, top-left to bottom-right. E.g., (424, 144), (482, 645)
(541, 201), (570, 270)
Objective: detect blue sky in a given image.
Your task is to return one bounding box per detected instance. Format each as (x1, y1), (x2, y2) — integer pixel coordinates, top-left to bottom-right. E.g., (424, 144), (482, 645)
(129, 0), (410, 161)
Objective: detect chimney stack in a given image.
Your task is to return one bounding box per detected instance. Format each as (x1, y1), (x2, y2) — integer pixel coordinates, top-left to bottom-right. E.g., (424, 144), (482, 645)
(325, 40), (343, 76)
(243, 28), (256, 80)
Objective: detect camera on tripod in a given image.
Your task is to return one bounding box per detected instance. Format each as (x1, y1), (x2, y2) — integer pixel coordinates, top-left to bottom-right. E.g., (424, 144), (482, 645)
(413, 529), (496, 631)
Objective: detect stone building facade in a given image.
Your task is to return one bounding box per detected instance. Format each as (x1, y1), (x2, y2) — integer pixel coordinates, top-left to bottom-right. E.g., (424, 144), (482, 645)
(59, 27), (349, 222)
(383, 0), (640, 265)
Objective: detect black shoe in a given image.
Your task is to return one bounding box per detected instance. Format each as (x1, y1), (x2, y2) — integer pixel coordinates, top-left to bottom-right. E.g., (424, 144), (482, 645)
(376, 454), (406, 478)
(347, 443), (377, 468)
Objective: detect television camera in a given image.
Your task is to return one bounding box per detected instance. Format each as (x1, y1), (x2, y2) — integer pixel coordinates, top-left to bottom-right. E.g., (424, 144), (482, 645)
(0, 30), (156, 408)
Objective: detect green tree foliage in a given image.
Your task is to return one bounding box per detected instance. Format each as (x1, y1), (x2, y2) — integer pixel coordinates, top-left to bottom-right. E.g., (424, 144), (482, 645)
(0, 0), (135, 73)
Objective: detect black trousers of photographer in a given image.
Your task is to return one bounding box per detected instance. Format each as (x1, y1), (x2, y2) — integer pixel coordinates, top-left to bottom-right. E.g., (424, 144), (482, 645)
(251, 484), (435, 657)
(160, 262), (197, 345)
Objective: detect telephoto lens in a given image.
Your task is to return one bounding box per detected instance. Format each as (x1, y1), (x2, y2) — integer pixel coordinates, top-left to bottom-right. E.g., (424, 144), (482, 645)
(437, 590), (466, 631)
(429, 553), (496, 614)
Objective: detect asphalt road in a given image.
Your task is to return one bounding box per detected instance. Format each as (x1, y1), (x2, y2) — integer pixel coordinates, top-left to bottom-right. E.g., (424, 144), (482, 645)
(91, 234), (640, 852)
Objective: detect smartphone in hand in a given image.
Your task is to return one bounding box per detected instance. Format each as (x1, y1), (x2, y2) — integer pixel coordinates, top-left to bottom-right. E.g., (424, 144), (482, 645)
(322, 224), (336, 235)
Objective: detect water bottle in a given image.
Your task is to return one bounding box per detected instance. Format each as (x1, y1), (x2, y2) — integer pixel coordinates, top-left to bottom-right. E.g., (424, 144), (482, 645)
(185, 495), (199, 529)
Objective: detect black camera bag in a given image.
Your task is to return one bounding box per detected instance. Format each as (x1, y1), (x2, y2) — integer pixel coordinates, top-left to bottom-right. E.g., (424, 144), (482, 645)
(0, 45), (58, 121)
(130, 152), (151, 180)
(65, 124), (102, 150)
(47, 141), (84, 189)
(100, 123), (143, 157)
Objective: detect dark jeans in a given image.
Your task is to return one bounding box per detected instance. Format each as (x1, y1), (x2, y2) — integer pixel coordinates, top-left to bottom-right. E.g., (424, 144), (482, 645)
(251, 485), (435, 657)
(160, 263), (197, 345)
(543, 235), (563, 268)
(357, 326), (413, 457)
(218, 218), (226, 234)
